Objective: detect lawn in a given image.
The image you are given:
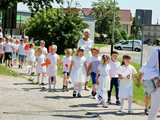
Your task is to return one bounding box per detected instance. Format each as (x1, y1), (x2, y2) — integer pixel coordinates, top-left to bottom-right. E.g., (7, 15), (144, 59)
(0, 65), (18, 77)
(94, 43), (107, 48)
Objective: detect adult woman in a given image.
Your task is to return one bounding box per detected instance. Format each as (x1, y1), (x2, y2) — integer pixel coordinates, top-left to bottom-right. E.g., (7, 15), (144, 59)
(78, 29), (94, 90)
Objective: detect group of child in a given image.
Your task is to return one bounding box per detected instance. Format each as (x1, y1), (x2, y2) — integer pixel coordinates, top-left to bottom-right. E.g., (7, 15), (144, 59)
(0, 37), (140, 114)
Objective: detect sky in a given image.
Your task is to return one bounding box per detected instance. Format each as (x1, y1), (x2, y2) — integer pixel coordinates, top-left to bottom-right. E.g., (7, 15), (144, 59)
(17, 0), (160, 24)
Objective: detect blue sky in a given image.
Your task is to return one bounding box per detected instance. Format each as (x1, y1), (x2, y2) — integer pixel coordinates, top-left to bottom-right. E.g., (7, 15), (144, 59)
(18, 0), (160, 24)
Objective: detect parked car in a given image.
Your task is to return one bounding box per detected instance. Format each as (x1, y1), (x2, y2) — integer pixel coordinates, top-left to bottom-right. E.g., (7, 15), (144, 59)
(114, 40), (142, 52)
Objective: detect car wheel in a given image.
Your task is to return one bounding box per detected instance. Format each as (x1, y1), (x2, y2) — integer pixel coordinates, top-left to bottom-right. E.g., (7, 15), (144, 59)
(117, 46), (122, 50)
(135, 48), (140, 52)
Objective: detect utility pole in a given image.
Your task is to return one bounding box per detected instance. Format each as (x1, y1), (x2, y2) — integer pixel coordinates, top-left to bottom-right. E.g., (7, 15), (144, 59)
(111, 0), (116, 54)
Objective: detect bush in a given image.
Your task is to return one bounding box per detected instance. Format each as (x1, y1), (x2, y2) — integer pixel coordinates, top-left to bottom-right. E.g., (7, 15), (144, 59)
(25, 8), (87, 54)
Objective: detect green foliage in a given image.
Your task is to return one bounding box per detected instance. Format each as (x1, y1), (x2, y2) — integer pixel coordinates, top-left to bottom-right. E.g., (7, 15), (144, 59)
(0, 0), (63, 13)
(92, 0), (122, 43)
(131, 17), (139, 39)
(25, 8), (87, 54)
(120, 30), (129, 40)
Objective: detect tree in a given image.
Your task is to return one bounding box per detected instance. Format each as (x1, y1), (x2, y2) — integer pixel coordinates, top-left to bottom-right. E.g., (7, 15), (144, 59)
(0, 0), (63, 13)
(92, 0), (122, 44)
(131, 17), (139, 39)
(25, 8), (87, 54)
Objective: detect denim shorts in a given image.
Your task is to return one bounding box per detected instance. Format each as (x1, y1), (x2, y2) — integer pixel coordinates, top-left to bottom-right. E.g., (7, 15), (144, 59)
(19, 55), (26, 62)
(91, 72), (97, 85)
(143, 80), (156, 96)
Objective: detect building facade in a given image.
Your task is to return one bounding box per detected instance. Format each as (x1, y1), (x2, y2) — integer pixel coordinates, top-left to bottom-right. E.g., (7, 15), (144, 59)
(135, 9), (152, 26)
(118, 9), (132, 35)
(143, 24), (160, 45)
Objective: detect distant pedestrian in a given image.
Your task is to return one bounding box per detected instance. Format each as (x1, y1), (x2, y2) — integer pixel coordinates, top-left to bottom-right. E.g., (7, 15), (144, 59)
(117, 55), (137, 113)
(18, 40), (26, 69)
(27, 43), (36, 75)
(0, 37), (4, 64)
(40, 40), (48, 56)
(3, 37), (13, 68)
(96, 54), (111, 108)
(70, 47), (87, 98)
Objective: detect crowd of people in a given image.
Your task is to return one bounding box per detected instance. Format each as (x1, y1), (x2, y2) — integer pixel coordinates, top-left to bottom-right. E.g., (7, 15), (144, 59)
(0, 29), (160, 120)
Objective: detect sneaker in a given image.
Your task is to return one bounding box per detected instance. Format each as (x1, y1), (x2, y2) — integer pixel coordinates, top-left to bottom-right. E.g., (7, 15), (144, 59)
(77, 93), (82, 98)
(40, 83), (45, 86)
(91, 91), (97, 97)
(144, 109), (149, 115)
(102, 102), (108, 108)
(107, 100), (112, 105)
(116, 100), (121, 105)
(117, 109), (123, 114)
(73, 91), (76, 98)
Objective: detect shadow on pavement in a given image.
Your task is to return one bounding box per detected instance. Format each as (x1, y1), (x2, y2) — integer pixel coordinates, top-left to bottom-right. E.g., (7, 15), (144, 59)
(44, 95), (74, 100)
(52, 114), (99, 119)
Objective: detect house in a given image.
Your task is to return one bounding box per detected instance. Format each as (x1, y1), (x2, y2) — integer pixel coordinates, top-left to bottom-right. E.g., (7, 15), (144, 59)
(118, 9), (133, 35)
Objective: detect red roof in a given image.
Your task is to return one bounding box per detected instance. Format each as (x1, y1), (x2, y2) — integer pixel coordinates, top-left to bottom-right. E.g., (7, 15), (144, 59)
(81, 8), (93, 16)
(119, 9), (132, 22)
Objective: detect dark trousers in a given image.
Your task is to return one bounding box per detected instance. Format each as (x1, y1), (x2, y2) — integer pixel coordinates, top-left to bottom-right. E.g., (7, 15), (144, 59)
(108, 78), (119, 101)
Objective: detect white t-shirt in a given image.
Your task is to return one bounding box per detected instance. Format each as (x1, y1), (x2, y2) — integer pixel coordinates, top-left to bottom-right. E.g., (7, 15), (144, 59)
(89, 56), (101, 73)
(109, 60), (121, 78)
(37, 54), (46, 65)
(4, 42), (13, 53)
(28, 48), (36, 62)
(63, 56), (72, 72)
(140, 64), (159, 80)
(41, 47), (48, 55)
(78, 39), (94, 58)
(18, 44), (26, 56)
(118, 65), (137, 86)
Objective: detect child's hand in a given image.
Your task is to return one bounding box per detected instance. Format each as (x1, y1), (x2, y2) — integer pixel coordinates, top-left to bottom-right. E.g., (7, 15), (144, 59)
(119, 74), (124, 79)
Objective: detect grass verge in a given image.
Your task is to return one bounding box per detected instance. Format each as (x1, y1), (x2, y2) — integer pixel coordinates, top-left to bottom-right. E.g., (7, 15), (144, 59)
(0, 65), (19, 77)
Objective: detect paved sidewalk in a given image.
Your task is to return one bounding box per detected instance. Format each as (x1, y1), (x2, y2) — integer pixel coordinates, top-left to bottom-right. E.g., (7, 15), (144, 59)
(0, 67), (151, 120)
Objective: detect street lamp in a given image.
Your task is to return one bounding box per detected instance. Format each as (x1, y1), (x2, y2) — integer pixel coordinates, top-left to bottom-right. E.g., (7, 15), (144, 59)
(111, 0), (116, 54)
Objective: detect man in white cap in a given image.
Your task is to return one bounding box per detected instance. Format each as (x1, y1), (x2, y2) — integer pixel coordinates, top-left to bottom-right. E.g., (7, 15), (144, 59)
(78, 28), (94, 90)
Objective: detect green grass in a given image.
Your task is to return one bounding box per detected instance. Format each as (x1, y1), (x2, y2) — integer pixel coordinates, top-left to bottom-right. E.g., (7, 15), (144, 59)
(0, 65), (18, 77)
(94, 43), (107, 48)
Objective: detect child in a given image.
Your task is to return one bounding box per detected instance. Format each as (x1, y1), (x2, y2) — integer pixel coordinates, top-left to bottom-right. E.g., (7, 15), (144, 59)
(108, 51), (121, 105)
(12, 39), (18, 66)
(46, 45), (60, 91)
(96, 54), (111, 108)
(139, 64), (151, 115)
(62, 48), (72, 92)
(70, 47), (87, 97)
(0, 37), (4, 64)
(3, 37), (13, 67)
(18, 40), (26, 69)
(27, 43), (36, 75)
(35, 47), (46, 85)
(88, 48), (100, 97)
(117, 55), (137, 113)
